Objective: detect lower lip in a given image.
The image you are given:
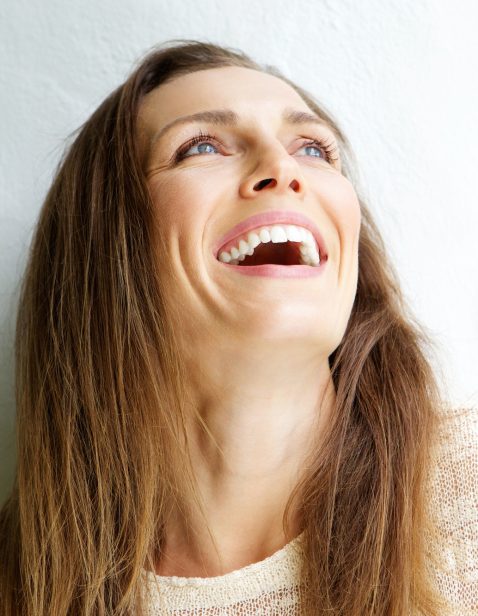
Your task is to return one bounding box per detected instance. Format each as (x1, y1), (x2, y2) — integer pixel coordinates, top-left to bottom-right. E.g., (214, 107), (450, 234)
(218, 262), (326, 278)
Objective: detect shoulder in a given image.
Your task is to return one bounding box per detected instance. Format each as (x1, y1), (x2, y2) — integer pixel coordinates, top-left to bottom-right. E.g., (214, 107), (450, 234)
(432, 405), (478, 465)
(429, 406), (478, 497)
(425, 405), (478, 532)
(424, 406), (478, 614)
(434, 405), (478, 448)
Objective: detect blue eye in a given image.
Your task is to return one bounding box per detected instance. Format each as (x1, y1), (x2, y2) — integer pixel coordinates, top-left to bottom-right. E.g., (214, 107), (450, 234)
(187, 141), (218, 156)
(297, 140), (326, 158)
(175, 133), (220, 161)
(304, 145), (323, 157)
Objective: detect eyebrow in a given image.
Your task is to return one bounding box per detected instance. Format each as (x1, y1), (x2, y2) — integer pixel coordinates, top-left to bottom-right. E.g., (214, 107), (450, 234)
(148, 107), (331, 152)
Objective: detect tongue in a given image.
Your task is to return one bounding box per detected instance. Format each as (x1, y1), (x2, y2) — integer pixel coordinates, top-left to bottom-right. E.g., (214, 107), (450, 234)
(239, 241), (302, 266)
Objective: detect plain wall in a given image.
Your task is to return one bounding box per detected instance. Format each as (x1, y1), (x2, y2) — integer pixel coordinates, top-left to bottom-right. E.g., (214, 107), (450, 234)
(1, 0), (477, 503)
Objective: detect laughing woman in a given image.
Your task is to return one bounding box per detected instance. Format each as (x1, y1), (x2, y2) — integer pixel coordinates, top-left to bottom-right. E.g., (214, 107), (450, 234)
(0, 40), (477, 615)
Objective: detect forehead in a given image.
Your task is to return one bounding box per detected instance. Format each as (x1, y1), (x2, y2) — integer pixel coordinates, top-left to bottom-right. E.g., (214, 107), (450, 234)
(139, 66), (313, 130)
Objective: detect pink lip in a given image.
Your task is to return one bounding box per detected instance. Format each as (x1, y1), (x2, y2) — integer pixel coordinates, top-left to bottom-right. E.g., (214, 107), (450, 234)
(222, 263), (325, 278)
(212, 210), (327, 259)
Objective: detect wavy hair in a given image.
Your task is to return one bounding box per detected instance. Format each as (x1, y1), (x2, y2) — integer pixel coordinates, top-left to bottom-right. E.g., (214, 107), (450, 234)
(0, 40), (447, 614)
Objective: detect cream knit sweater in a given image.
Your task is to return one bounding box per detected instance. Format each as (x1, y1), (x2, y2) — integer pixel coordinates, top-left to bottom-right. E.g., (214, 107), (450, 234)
(140, 406), (478, 615)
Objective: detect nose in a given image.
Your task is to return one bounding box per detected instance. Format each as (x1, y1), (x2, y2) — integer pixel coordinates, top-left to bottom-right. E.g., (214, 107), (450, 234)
(239, 142), (305, 199)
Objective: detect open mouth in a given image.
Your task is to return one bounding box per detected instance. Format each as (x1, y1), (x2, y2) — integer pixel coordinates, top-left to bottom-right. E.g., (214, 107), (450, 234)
(216, 224), (324, 267)
(235, 239), (303, 265)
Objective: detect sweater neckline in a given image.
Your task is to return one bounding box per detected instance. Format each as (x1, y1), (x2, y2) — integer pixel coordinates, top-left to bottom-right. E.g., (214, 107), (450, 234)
(141, 531), (305, 587)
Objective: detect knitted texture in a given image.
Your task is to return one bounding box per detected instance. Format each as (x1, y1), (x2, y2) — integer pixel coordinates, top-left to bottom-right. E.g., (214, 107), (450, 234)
(140, 407), (478, 615)
(423, 406), (478, 615)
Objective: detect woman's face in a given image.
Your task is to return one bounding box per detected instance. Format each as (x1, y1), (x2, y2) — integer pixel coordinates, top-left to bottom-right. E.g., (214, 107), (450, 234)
(138, 66), (361, 355)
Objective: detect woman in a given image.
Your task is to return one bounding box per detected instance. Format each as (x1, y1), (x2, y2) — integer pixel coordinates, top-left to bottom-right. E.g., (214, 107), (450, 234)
(0, 39), (476, 615)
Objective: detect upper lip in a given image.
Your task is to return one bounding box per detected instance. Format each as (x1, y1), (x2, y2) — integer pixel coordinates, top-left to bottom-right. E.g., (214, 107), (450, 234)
(213, 210), (327, 259)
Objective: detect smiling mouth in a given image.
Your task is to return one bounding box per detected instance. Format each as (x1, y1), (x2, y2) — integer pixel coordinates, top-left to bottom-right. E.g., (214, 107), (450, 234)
(217, 224), (324, 267)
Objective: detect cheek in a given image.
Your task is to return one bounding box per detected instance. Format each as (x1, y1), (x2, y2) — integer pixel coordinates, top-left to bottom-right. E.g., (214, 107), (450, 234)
(319, 176), (361, 331)
(326, 177), (361, 239)
(148, 171), (219, 242)
(334, 181), (361, 293)
(312, 174), (361, 267)
(149, 173), (194, 224)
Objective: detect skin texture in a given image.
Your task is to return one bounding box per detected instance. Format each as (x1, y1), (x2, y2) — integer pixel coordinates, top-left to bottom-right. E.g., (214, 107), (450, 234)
(138, 66), (361, 577)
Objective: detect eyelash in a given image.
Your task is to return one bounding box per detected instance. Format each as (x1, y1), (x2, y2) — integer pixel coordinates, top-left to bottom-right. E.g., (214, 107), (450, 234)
(174, 130), (339, 165)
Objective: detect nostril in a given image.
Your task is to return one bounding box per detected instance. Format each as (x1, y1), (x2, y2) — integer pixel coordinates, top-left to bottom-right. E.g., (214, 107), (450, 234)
(252, 178), (301, 192)
(253, 178), (276, 191)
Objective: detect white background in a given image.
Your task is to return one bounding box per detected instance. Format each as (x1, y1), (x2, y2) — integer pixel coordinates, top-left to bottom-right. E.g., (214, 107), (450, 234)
(1, 0), (477, 503)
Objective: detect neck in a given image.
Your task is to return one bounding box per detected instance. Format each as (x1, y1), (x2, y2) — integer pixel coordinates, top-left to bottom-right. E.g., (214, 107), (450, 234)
(156, 336), (335, 577)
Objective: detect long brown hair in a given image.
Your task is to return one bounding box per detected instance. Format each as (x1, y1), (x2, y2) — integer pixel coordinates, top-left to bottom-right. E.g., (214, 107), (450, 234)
(0, 40), (447, 615)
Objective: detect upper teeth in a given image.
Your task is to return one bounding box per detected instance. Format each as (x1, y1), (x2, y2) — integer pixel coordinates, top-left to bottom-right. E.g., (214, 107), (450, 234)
(217, 224), (321, 266)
